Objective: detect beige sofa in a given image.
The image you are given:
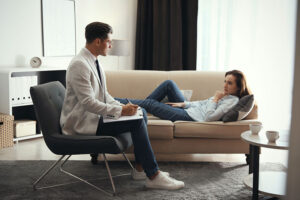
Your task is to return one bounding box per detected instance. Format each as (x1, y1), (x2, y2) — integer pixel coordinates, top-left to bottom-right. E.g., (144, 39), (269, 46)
(105, 70), (260, 160)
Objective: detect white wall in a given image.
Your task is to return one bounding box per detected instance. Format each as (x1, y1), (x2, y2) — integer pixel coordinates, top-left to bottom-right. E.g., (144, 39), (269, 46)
(0, 0), (137, 70)
(76, 0), (137, 70)
(0, 0), (42, 68)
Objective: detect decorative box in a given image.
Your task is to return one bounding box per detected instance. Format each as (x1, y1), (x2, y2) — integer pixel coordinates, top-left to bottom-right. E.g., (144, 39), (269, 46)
(14, 120), (36, 138)
(0, 113), (14, 149)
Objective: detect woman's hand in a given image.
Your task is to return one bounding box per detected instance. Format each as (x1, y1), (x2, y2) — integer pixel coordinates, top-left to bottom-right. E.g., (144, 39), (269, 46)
(165, 102), (185, 108)
(213, 91), (225, 103)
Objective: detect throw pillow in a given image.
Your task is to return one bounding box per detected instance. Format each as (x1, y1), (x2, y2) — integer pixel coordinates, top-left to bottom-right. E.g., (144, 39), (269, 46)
(161, 90), (193, 103)
(181, 90), (193, 101)
(222, 94), (255, 122)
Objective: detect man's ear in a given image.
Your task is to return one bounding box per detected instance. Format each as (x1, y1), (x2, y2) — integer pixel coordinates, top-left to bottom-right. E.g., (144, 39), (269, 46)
(94, 38), (101, 46)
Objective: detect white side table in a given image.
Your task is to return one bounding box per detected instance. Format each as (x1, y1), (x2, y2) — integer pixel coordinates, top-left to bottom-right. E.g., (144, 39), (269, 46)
(241, 130), (289, 200)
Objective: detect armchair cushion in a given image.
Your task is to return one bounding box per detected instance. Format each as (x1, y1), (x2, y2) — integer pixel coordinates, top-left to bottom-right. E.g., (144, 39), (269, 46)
(45, 132), (132, 155)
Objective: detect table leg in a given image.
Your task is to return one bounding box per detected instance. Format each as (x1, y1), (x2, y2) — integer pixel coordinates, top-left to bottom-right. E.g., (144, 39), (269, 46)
(252, 144), (260, 200)
(249, 145), (253, 174)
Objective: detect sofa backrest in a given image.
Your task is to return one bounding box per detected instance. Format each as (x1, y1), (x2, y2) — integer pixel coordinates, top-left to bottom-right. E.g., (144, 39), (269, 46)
(105, 70), (224, 101)
(105, 70), (257, 119)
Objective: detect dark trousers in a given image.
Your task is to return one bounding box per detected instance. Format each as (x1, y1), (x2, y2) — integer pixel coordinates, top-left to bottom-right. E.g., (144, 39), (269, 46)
(96, 109), (158, 177)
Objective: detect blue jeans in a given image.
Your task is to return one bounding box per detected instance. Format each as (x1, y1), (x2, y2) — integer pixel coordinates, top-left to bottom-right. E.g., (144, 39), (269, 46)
(116, 80), (194, 122)
(96, 108), (158, 178)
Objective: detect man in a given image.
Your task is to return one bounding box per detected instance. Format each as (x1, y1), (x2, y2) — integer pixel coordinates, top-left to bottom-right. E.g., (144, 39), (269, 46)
(60, 22), (184, 190)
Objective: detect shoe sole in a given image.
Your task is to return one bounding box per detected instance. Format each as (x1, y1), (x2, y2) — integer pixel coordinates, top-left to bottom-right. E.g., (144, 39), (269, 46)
(132, 172), (170, 180)
(145, 184), (185, 190)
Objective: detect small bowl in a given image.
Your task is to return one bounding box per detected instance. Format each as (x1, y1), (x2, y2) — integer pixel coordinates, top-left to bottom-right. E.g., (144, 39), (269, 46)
(266, 130), (279, 143)
(249, 124), (262, 135)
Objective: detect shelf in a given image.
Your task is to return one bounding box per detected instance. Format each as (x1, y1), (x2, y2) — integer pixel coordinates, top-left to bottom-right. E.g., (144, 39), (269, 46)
(12, 102), (33, 107)
(0, 67), (66, 143)
(13, 134), (43, 142)
(0, 66), (67, 74)
(243, 171), (287, 198)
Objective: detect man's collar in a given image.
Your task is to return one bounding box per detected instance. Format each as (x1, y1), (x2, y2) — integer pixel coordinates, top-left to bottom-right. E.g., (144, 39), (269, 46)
(83, 47), (97, 61)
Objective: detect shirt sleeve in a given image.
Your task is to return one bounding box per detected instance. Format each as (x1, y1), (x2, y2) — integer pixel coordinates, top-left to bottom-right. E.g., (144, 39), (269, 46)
(203, 96), (239, 122)
(184, 101), (191, 108)
(105, 92), (121, 106)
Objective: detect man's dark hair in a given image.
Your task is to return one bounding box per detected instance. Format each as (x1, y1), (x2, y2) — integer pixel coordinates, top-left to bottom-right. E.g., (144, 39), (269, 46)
(85, 22), (113, 44)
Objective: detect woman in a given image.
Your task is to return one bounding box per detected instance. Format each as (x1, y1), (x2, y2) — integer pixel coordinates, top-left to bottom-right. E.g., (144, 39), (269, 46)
(116, 70), (251, 122)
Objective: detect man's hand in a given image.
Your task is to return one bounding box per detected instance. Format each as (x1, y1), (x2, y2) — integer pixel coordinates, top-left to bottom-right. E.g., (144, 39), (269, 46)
(213, 91), (225, 103)
(121, 104), (138, 116)
(165, 102), (185, 108)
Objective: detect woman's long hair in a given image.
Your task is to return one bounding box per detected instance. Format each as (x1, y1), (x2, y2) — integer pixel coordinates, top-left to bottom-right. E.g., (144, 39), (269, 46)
(225, 70), (252, 98)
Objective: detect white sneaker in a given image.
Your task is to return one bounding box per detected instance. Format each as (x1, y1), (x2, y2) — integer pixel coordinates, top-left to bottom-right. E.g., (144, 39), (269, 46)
(131, 169), (170, 180)
(145, 171), (185, 190)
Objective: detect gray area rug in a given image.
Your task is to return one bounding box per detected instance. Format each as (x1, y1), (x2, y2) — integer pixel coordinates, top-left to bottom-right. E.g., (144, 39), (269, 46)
(0, 160), (285, 200)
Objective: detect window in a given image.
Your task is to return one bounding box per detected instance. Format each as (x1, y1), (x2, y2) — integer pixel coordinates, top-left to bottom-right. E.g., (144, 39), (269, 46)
(197, 0), (297, 130)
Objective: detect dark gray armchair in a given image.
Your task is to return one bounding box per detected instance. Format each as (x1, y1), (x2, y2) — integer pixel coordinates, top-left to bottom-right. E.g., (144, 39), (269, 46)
(30, 81), (134, 196)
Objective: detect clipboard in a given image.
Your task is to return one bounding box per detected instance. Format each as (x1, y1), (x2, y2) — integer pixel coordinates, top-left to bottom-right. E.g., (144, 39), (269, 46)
(103, 107), (143, 123)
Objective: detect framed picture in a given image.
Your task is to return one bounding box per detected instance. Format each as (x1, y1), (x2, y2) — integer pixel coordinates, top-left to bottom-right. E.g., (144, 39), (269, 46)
(42, 0), (76, 57)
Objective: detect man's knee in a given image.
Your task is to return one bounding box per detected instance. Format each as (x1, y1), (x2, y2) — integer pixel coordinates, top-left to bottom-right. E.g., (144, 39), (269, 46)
(131, 118), (146, 131)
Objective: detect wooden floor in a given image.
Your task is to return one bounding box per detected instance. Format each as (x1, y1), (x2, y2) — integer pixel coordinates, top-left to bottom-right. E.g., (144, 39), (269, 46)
(0, 138), (289, 167)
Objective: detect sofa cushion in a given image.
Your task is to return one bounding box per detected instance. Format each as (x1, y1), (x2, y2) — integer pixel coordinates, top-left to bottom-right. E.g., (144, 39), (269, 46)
(174, 120), (261, 139)
(147, 120), (174, 140)
(222, 95), (255, 122)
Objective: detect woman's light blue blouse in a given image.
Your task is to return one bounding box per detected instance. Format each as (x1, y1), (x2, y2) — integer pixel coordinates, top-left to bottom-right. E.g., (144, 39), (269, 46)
(184, 95), (239, 122)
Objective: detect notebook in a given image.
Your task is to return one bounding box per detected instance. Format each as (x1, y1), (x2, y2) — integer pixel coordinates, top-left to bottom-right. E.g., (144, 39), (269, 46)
(103, 107), (143, 123)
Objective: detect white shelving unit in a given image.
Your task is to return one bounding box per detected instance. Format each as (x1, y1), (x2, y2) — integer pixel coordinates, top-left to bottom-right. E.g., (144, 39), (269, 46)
(0, 67), (67, 142)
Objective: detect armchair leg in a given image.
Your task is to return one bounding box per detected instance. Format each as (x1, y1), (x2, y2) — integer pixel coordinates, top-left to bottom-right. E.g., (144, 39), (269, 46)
(33, 153), (134, 196)
(33, 155), (114, 196)
(122, 152), (134, 170)
(59, 155), (113, 196)
(103, 154), (116, 195)
(33, 155), (66, 190)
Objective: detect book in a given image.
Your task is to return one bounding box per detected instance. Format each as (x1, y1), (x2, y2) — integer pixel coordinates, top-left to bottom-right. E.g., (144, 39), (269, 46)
(103, 107), (144, 123)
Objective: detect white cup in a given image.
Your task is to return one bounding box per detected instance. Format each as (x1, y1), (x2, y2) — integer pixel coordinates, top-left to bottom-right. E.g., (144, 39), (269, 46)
(249, 124), (262, 135)
(266, 130), (279, 143)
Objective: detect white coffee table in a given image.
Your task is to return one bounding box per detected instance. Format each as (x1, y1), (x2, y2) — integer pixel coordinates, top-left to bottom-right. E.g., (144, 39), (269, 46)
(241, 130), (289, 200)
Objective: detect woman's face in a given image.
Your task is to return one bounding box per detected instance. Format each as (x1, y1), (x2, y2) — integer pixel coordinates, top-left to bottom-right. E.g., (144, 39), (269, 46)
(224, 74), (239, 96)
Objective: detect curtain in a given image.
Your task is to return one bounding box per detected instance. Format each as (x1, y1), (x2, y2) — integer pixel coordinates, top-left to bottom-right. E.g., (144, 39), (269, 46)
(135, 0), (198, 71)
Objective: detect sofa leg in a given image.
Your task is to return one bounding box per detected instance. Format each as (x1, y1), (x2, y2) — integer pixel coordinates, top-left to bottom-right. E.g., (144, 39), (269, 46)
(245, 154), (251, 165)
(90, 153), (98, 165)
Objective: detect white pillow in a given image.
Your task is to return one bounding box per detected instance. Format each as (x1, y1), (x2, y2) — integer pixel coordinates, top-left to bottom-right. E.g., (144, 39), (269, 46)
(181, 90), (193, 101)
(161, 89), (193, 102)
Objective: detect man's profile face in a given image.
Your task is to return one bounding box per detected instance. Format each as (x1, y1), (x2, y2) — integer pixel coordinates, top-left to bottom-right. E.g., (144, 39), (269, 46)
(98, 33), (112, 56)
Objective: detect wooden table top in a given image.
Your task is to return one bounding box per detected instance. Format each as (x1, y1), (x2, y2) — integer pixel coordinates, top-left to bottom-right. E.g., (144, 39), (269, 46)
(241, 130), (289, 150)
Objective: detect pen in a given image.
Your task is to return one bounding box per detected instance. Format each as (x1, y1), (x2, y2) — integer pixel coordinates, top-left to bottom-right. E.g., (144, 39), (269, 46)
(126, 98), (132, 104)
